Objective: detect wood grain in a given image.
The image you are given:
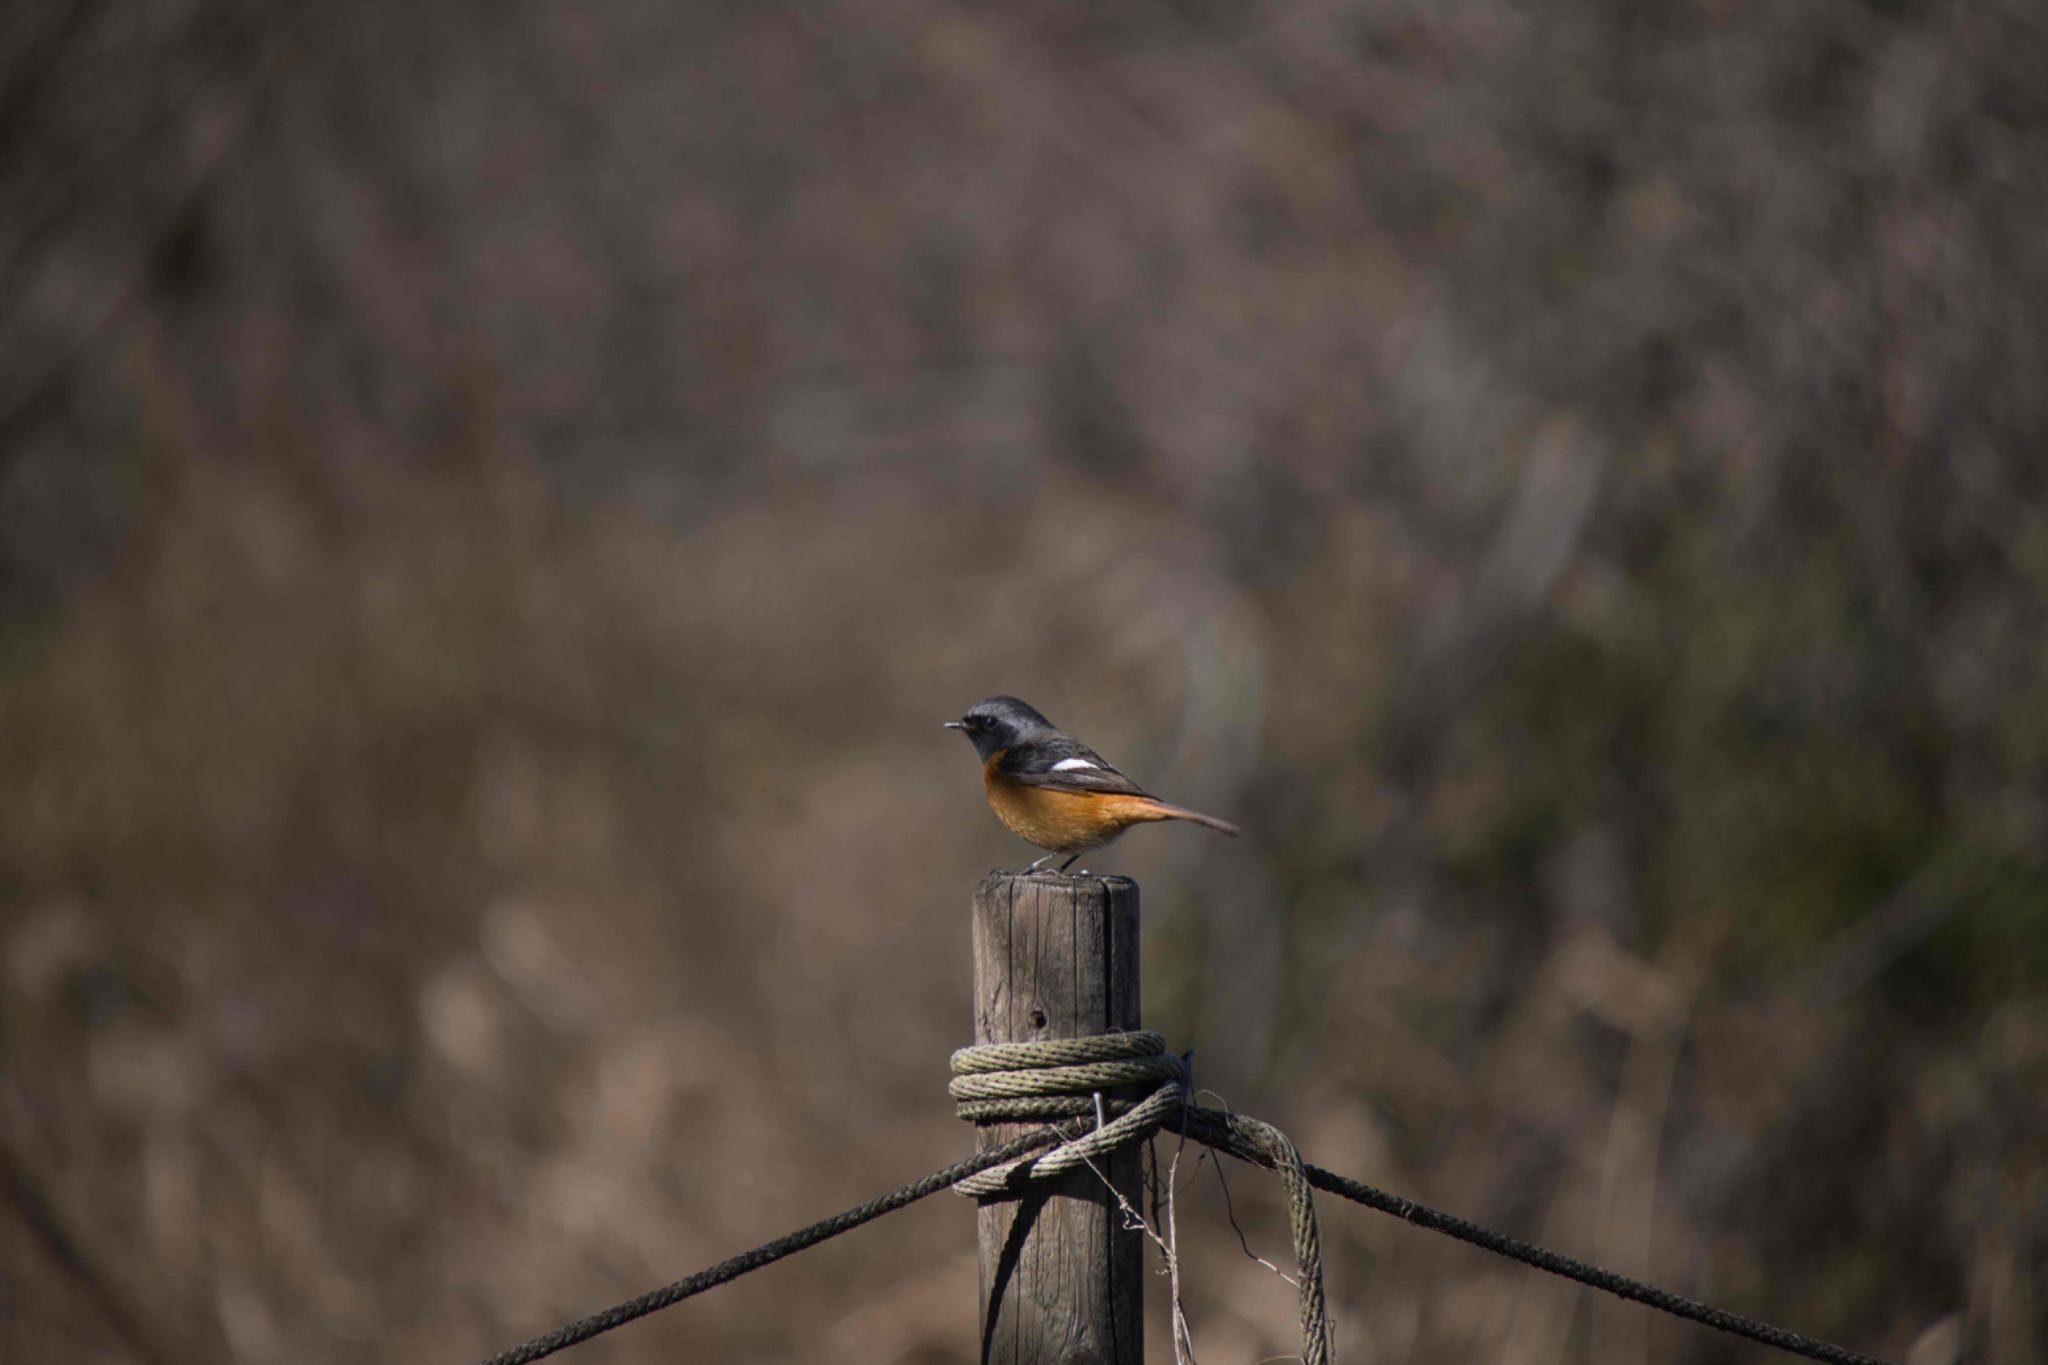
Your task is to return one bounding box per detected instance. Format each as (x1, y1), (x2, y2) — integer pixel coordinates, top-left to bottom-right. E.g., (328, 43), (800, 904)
(972, 872), (1143, 1365)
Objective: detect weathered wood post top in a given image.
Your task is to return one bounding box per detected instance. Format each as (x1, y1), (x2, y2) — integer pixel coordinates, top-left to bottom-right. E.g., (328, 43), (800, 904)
(971, 870), (1144, 1365)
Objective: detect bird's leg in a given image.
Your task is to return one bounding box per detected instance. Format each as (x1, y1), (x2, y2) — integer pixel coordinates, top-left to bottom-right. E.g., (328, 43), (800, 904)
(1058, 853), (1082, 872)
(1023, 850), (1063, 873)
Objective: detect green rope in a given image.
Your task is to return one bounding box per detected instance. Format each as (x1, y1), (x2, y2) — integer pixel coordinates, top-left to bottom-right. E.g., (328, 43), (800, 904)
(478, 1032), (1895, 1365)
(949, 1033), (1890, 1365)
(949, 1031), (1333, 1365)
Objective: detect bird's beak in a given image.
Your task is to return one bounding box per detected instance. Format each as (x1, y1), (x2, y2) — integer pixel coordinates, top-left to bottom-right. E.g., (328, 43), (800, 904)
(942, 720), (966, 729)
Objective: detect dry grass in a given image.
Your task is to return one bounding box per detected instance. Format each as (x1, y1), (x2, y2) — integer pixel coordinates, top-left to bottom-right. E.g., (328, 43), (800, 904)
(3, 2), (2046, 1361)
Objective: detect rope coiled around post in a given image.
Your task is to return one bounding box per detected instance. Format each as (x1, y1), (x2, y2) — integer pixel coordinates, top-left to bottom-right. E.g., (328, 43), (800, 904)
(479, 1034), (1893, 1365)
(948, 1030), (1332, 1365)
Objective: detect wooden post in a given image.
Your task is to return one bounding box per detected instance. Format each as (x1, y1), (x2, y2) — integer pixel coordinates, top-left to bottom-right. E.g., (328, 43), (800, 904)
(972, 871), (1143, 1365)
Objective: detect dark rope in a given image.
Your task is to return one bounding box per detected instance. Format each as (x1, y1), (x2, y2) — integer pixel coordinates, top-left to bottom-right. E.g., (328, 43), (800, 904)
(477, 1032), (1895, 1365)
(1174, 1105), (1891, 1365)
(1300, 1157), (1888, 1365)
(950, 1031), (1331, 1365)
(475, 1129), (1057, 1365)
(960, 1033), (1888, 1365)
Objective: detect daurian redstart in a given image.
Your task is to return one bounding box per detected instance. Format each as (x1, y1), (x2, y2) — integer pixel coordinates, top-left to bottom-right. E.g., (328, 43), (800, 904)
(946, 695), (1238, 872)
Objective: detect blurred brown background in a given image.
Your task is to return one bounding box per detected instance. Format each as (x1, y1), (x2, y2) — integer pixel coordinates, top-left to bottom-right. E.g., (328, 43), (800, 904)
(3, 1), (2045, 1362)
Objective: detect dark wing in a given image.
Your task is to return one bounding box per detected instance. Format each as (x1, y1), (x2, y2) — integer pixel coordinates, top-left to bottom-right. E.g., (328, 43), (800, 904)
(999, 736), (1154, 797)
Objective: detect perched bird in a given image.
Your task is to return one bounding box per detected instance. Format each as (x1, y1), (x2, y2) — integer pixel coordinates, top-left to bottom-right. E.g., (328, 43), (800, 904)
(945, 695), (1238, 872)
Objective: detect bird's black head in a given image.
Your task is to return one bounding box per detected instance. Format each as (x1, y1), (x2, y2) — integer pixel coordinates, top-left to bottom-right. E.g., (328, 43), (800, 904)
(945, 694), (1056, 761)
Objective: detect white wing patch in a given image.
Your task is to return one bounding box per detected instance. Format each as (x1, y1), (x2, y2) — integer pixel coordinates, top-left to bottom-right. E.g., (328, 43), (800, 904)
(1051, 757), (1101, 771)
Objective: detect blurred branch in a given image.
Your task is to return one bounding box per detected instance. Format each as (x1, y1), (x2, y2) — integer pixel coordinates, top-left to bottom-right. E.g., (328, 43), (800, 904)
(0, 3), (281, 451)
(1799, 856), (2002, 1007)
(0, 1129), (183, 1365)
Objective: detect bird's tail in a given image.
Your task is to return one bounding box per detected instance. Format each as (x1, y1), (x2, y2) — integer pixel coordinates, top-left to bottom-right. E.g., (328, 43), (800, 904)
(1142, 801), (1240, 837)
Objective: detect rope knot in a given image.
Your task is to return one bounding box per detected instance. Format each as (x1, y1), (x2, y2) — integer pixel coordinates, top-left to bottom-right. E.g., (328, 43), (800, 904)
(947, 1030), (1186, 1198)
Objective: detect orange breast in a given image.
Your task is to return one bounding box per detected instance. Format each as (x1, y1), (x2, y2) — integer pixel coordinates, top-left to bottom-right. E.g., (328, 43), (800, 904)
(982, 757), (1168, 851)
